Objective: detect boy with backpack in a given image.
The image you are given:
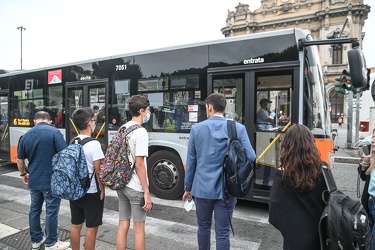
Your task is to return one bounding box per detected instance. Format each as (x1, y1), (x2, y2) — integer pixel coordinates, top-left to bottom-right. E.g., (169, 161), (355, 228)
(182, 93), (255, 249)
(115, 95), (153, 250)
(69, 107), (105, 250)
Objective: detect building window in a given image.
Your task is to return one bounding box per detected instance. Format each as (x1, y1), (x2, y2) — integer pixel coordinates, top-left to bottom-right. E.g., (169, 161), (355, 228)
(332, 44), (343, 64)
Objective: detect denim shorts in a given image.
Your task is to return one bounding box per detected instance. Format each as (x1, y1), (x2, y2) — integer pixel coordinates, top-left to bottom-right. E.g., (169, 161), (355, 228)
(116, 186), (146, 222)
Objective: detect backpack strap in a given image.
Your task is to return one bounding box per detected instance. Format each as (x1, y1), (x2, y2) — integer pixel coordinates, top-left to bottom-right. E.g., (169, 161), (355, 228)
(321, 162), (337, 192)
(227, 120), (237, 140)
(119, 123), (142, 135)
(69, 136), (96, 146)
(69, 136), (98, 188)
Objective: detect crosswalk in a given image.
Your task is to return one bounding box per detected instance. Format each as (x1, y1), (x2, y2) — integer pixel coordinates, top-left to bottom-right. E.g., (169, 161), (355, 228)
(0, 171), (266, 249)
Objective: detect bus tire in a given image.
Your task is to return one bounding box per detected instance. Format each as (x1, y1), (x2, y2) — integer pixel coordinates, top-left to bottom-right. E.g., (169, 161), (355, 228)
(147, 150), (184, 200)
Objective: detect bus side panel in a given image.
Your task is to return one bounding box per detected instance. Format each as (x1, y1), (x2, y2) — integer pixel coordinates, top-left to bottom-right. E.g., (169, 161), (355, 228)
(10, 127), (66, 163)
(315, 138), (334, 163)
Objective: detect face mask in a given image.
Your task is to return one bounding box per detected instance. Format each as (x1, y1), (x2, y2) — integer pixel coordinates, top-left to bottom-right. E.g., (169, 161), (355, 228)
(91, 124), (96, 133)
(266, 103), (271, 110)
(143, 112), (151, 123)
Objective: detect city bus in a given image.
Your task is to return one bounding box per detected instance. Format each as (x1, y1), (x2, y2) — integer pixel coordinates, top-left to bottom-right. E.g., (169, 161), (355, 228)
(0, 28), (367, 202)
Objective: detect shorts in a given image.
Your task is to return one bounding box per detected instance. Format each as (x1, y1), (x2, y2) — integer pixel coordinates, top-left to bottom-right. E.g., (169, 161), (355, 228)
(70, 192), (104, 228)
(116, 186), (146, 222)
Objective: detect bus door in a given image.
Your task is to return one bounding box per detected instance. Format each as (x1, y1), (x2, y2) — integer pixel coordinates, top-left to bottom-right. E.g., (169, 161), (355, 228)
(209, 68), (294, 201)
(252, 69), (293, 199)
(65, 80), (108, 152)
(0, 89), (9, 162)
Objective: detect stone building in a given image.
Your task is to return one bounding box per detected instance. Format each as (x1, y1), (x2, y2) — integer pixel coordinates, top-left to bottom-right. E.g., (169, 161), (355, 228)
(222, 0), (371, 123)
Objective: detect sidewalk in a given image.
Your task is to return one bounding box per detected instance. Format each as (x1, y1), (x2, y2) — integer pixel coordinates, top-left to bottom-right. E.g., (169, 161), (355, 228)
(332, 123), (362, 164)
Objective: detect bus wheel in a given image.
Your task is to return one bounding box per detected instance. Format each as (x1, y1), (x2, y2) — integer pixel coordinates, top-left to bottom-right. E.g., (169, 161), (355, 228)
(147, 150), (184, 200)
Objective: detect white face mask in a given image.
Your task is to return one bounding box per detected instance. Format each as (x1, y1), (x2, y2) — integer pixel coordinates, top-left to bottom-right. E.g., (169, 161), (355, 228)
(266, 103), (271, 110)
(142, 112), (151, 123)
(91, 124), (96, 133)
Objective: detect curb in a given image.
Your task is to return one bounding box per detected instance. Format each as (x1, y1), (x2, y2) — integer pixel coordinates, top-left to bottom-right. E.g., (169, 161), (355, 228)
(334, 156), (361, 164)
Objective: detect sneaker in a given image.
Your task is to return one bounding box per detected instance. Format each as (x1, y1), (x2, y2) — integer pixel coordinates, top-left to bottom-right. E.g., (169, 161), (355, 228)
(32, 236), (46, 250)
(45, 240), (70, 250)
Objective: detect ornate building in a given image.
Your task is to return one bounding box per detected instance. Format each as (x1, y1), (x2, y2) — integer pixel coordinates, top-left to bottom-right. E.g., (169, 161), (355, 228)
(222, 0), (371, 123)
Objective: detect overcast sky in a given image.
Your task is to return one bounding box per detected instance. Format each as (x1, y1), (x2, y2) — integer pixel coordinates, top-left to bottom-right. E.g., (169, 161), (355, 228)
(0, 0), (373, 71)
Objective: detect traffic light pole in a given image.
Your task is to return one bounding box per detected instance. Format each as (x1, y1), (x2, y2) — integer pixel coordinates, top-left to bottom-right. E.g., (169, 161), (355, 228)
(346, 92), (353, 148)
(355, 93), (360, 145)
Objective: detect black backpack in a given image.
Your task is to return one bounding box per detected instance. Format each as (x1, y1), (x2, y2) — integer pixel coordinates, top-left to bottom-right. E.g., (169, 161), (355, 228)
(319, 164), (371, 250)
(222, 120), (254, 199)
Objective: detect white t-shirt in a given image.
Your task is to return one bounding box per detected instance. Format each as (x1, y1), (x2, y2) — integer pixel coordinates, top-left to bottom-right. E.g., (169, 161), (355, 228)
(76, 135), (105, 193)
(124, 121), (149, 192)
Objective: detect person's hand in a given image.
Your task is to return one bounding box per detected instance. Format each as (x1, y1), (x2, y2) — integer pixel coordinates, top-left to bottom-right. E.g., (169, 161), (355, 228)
(362, 154), (371, 164)
(142, 193), (153, 212)
(182, 191), (192, 201)
(21, 174), (28, 184)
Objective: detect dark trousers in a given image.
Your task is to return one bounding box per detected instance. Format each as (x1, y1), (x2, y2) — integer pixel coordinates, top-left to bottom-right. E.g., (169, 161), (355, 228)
(194, 196), (236, 250)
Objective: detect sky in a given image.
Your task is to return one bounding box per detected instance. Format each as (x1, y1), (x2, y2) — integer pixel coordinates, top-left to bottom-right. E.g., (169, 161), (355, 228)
(0, 0), (374, 71)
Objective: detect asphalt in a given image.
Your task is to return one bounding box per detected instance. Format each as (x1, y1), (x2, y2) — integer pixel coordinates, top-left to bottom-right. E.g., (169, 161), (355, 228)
(0, 123), (363, 250)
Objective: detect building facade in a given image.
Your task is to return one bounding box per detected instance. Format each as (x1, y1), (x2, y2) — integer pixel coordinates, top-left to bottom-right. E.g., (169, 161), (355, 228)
(222, 0), (371, 124)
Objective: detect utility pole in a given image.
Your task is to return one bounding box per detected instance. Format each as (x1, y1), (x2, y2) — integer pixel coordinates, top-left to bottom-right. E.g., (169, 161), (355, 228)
(355, 92), (360, 144)
(17, 26), (26, 70)
(346, 91), (353, 148)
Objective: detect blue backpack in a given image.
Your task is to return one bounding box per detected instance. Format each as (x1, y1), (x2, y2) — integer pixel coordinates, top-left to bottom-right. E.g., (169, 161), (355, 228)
(51, 137), (95, 201)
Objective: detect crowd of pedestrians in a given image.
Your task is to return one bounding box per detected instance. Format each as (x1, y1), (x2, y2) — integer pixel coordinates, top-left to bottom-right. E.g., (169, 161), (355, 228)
(16, 93), (375, 250)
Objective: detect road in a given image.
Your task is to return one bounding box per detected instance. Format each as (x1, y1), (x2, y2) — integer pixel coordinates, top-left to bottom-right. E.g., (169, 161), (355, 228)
(0, 133), (363, 250)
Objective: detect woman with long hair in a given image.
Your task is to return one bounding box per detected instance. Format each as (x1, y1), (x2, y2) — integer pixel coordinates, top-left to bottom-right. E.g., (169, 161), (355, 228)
(269, 124), (327, 250)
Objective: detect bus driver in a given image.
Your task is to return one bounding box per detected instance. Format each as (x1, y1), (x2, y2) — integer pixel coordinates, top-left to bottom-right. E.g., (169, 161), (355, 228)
(257, 99), (275, 130)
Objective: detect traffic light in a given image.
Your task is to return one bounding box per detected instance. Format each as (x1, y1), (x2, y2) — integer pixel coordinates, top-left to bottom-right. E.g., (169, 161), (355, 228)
(334, 76), (347, 94)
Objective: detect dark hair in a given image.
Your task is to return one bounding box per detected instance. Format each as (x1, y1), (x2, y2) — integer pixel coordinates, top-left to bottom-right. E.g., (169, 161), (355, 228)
(128, 95), (150, 117)
(72, 107), (94, 130)
(279, 124), (322, 192)
(34, 111), (50, 120)
(205, 93), (226, 113)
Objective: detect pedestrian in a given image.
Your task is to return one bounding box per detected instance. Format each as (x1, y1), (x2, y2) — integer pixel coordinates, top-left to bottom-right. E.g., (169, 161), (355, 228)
(269, 124), (327, 250)
(358, 128), (375, 249)
(69, 107), (105, 250)
(116, 95), (153, 250)
(338, 116), (343, 127)
(182, 92), (256, 250)
(17, 111), (70, 250)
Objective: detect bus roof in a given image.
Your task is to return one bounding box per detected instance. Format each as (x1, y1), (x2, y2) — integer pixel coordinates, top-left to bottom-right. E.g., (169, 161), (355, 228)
(0, 28), (309, 77)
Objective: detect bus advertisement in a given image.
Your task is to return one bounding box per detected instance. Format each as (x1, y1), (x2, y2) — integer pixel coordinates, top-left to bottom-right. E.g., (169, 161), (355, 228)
(0, 28), (368, 202)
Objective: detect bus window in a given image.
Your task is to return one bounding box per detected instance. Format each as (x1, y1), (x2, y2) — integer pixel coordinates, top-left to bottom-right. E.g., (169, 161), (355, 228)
(213, 76), (244, 124)
(142, 90), (201, 132)
(48, 85), (63, 127)
(254, 72), (292, 190)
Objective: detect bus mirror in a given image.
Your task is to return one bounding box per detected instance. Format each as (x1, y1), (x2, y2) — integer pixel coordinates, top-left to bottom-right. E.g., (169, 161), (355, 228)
(348, 43), (367, 89)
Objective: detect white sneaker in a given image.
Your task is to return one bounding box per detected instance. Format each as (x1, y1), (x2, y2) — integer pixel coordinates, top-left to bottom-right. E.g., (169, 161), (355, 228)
(32, 236), (46, 250)
(45, 240), (70, 250)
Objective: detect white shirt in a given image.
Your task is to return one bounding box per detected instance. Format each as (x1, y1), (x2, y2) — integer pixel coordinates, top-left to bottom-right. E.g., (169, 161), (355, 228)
(77, 135), (105, 193)
(124, 121), (149, 192)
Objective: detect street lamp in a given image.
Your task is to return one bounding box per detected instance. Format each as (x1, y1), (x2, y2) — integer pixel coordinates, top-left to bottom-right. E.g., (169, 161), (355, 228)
(17, 26), (26, 70)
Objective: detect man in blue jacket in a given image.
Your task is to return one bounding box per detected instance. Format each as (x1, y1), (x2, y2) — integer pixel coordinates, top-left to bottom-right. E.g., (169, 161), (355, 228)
(182, 93), (256, 250)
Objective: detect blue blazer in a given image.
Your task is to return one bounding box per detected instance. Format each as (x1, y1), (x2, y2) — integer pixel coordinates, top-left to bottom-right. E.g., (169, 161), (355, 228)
(184, 115), (256, 199)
